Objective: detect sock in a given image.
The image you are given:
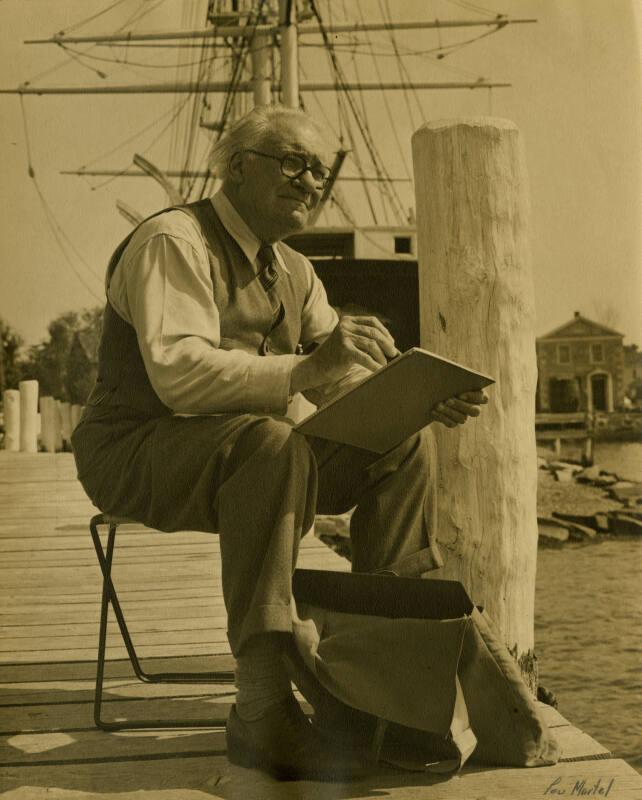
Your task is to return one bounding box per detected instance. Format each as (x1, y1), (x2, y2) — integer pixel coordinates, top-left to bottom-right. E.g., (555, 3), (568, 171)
(234, 634), (293, 722)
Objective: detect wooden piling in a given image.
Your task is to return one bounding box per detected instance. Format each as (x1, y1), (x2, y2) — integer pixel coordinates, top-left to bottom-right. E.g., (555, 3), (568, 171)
(59, 401), (72, 448)
(19, 380), (39, 453)
(39, 396), (58, 453)
(2, 389), (20, 451)
(54, 400), (63, 452)
(412, 118), (538, 688)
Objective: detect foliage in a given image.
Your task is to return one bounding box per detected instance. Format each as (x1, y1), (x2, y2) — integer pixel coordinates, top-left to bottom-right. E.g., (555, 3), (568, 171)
(19, 307), (103, 403)
(0, 318), (24, 394)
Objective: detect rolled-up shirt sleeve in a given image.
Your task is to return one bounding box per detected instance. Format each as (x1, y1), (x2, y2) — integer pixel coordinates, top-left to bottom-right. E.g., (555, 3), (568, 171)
(295, 257), (371, 408)
(109, 223), (296, 415)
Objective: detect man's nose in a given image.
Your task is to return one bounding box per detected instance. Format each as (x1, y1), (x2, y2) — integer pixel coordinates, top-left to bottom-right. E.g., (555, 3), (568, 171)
(293, 169), (321, 193)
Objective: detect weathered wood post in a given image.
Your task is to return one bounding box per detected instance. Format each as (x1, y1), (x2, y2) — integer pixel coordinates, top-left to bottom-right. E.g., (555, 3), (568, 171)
(2, 389), (20, 451)
(40, 396), (58, 453)
(54, 400), (64, 452)
(19, 380), (39, 453)
(59, 401), (72, 450)
(412, 118), (539, 690)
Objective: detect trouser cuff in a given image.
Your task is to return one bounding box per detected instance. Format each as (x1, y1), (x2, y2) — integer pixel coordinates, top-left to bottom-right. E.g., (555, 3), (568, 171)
(230, 603), (294, 657)
(374, 544), (443, 577)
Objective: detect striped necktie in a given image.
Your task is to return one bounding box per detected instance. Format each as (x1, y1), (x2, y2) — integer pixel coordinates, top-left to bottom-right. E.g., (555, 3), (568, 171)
(256, 243), (285, 354)
(257, 243), (280, 294)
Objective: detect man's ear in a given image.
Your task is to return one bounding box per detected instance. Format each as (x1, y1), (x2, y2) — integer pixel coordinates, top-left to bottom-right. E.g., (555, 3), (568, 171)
(227, 151), (244, 184)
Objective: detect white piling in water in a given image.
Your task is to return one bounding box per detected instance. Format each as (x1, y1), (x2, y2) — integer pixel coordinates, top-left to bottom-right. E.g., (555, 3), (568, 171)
(2, 389), (20, 451)
(19, 380), (39, 453)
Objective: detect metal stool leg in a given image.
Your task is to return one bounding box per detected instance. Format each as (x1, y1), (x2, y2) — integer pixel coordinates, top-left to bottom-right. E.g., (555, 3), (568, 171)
(90, 513), (234, 730)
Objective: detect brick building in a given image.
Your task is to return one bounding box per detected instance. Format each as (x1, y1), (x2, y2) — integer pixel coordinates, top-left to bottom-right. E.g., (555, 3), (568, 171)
(536, 312), (625, 413)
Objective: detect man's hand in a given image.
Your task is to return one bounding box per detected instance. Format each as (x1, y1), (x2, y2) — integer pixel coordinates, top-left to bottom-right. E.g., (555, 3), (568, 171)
(430, 390), (488, 428)
(291, 315), (397, 393)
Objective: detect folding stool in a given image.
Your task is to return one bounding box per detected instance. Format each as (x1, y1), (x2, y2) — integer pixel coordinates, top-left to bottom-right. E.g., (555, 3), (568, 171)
(89, 512), (235, 731)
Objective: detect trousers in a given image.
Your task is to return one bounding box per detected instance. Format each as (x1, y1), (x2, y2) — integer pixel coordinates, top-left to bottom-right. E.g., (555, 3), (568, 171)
(72, 407), (438, 655)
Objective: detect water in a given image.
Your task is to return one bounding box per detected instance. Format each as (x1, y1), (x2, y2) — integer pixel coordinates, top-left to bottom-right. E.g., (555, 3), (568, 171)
(535, 538), (642, 771)
(593, 441), (642, 483)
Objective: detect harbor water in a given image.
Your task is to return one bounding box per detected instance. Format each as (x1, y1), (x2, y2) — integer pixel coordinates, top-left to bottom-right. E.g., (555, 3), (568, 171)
(535, 441), (641, 772)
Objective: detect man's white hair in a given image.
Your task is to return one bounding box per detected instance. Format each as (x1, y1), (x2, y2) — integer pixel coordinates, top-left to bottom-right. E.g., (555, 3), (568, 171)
(209, 105), (327, 180)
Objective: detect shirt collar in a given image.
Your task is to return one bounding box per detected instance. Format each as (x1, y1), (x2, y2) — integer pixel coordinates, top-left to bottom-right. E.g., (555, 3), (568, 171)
(210, 191), (290, 274)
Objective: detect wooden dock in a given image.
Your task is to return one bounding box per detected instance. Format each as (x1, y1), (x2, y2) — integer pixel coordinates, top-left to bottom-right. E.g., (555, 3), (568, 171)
(1, 451), (640, 799)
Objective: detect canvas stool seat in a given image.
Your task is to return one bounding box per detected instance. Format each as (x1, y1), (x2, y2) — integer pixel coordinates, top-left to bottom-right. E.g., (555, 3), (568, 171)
(89, 512), (235, 731)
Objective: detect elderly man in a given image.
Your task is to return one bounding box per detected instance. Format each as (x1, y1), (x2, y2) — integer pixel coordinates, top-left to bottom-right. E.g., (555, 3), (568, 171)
(72, 105), (486, 781)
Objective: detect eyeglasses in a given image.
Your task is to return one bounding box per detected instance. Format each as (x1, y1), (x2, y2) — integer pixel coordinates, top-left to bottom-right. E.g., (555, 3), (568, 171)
(244, 149), (330, 188)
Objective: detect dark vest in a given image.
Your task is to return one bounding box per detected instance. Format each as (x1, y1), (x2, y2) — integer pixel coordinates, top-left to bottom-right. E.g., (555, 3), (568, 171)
(87, 199), (308, 417)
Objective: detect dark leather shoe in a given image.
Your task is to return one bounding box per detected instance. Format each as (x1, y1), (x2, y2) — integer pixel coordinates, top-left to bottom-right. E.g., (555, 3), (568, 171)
(226, 694), (370, 781)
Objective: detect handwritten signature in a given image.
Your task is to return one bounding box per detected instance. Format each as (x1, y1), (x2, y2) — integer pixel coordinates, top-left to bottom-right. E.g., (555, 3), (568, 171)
(544, 777), (615, 796)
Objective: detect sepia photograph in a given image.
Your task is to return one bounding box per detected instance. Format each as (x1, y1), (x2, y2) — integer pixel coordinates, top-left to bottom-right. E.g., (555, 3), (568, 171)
(0, 1), (640, 798)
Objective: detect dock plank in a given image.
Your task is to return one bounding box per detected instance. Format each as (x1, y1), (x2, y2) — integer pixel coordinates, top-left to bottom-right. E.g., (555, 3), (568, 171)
(1, 757), (640, 800)
(0, 452), (639, 800)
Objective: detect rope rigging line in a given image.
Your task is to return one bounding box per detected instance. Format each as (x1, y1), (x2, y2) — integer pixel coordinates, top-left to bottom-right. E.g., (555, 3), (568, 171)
(186, 46), (224, 199)
(298, 63), (341, 141)
(333, 0), (378, 223)
(175, 1), (221, 199)
(75, 95), (192, 171)
(59, 42), (233, 70)
(180, 53), (216, 198)
(326, 0), (346, 150)
(112, 0), (170, 34)
(20, 99), (104, 299)
(87, 95), (193, 192)
(347, 50), (393, 226)
(20, 42), (103, 87)
(338, 0), (409, 224)
(194, 0), (269, 201)
(299, 37), (501, 78)
(429, 24), (509, 59)
(333, 0), (405, 209)
(20, 0), (173, 89)
(311, 0), (408, 225)
(355, 0), (412, 183)
(55, 43), (108, 80)
(57, 0), (130, 35)
(380, 0), (425, 127)
(169, 0), (202, 192)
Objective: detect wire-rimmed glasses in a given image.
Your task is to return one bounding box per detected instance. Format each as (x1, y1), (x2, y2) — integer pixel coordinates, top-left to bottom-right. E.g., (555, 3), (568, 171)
(244, 149), (330, 188)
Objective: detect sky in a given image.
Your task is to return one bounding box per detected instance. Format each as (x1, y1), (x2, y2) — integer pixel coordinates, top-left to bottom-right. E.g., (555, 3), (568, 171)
(0, 0), (640, 347)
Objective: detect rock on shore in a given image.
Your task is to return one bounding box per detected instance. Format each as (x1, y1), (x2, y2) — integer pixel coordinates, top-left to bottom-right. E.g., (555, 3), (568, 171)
(315, 460), (641, 558)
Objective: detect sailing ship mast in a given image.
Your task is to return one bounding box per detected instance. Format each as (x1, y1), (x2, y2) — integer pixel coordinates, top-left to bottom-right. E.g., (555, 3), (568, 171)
(5, 1), (536, 232)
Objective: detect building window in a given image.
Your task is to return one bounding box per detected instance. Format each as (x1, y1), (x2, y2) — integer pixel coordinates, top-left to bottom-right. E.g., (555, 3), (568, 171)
(557, 345), (571, 364)
(591, 343), (604, 363)
(394, 236), (412, 254)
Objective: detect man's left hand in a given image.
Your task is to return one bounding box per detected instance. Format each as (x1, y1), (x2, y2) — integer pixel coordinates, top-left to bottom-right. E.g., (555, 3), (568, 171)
(430, 390), (488, 428)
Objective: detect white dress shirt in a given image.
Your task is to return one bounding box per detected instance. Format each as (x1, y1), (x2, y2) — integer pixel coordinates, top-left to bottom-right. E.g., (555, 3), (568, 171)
(107, 191), (368, 415)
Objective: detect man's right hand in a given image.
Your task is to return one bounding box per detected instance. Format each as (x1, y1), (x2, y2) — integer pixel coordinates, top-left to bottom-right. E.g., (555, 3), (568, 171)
(290, 315), (398, 394)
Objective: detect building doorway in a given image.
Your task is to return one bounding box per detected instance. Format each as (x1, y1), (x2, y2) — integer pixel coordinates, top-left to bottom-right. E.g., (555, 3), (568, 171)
(590, 374), (608, 412)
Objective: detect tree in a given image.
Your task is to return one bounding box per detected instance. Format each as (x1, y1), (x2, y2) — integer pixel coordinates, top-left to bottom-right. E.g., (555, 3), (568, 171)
(0, 318), (24, 394)
(65, 310), (102, 404)
(20, 307), (102, 402)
